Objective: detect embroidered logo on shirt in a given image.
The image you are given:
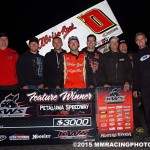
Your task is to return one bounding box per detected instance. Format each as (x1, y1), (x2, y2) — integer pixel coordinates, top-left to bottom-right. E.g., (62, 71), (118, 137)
(119, 58), (124, 61)
(94, 54), (99, 59)
(140, 55), (150, 61)
(7, 55), (13, 59)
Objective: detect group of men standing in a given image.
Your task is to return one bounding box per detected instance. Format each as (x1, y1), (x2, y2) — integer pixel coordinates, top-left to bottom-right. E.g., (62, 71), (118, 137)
(1, 32), (150, 136)
(0, 32), (133, 90)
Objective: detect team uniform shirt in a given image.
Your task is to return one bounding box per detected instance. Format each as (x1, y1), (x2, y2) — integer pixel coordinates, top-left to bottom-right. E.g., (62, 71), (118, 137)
(0, 48), (18, 86)
(56, 52), (94, 88)
(17, 50), (44, 87)
(133, 45), (150, 90)
(81, 48), (102, 87)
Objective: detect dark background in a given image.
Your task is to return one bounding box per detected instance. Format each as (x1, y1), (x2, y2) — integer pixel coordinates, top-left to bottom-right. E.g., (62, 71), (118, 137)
(1, 0), (149, 54)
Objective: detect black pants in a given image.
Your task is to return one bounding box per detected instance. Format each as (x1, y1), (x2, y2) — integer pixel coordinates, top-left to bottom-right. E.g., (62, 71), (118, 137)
(141, 87), (150, 133)
(133, 96), (143, 128)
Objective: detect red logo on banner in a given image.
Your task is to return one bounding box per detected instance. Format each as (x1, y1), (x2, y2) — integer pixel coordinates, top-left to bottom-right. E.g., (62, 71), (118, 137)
(78, 9), (115, 34)
(38, 23), (76, 49)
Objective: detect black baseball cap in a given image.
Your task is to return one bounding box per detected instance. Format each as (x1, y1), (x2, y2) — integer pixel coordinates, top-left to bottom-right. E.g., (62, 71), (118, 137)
(0, 33), (8, 38)
(29, 36), (39, 44)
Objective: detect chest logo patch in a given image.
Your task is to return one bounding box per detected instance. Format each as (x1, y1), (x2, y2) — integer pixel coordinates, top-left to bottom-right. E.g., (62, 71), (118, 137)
(140, 55), (150, 61)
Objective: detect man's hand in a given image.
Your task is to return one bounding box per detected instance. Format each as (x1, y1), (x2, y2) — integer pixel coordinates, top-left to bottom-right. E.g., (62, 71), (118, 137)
(104, 84), (111, 88)
(22, 85), (28, 89)
(123, 82), (130, 91)
(38, 84), (44, 89)
(56, 86), (61, 89)
(133, 91), (138, 98)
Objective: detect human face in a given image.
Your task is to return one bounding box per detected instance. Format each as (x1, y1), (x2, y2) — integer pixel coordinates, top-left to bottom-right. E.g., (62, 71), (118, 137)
(52, 38), (63, 51)
(109, 38), (119, 52)
(87, 37), (96, 51)
(29, 42), (39, 54)
(0, 36), (8, 50)
(119, 43), (128, 54)
(135, 35), (147, 49)
(68, 40), (79, 52)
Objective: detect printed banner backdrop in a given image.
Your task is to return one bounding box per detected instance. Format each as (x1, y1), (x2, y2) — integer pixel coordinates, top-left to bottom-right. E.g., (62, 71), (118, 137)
(0, 89), (97, 146)
(28, 0), (123, 56)
(96, 87), (134, 139)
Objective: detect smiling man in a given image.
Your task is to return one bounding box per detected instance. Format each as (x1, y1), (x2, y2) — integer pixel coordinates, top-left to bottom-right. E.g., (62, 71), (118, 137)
(133, 32), (150, 135)
(17, 37), (44, 90)
(0, 33), (19, 90)
(56, 36), (94, 89)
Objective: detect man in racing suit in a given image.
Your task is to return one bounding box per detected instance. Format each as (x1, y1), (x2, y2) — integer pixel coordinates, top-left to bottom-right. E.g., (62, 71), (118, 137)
(56, 36), (94, 88)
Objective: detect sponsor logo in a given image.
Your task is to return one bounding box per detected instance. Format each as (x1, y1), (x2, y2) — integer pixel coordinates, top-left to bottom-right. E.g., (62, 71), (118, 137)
(125, 127), (131, 129)
(0, 135), (7, 141)
(32, 134), (51, 139)
(108, 106), (115, 109)
(119, 58), (124, 61)
(109, 122), (115, 126)
(108, 110), (115, 114)
(117, 114), (122, 118)
(100, 115), (106, 118)
(9, 134), (30, 140)
(99, 106), (107, 110)
(124, 109), (131, 112)
(109, 127), (115, 130)
(125, 123), (131, 126)
(100, 119), (107, 123)
(100, 128), (108, 131)
(124, 106), (130, 108)
(124, 112), (130, 115)
(124, 116), (130, 119)
(117, 127), (123, 130)
(108, 114), (115, 118)
(100, 111), (107, 114)
(116, 109), (122, 113)
(55, 129), (90, 139)
(109, 118), (115, 122)
(0, 94), (29, 117)
(117, 118), (123, 121)
(140, 55), (150, 61)
(117, 122), (122, 126)
(102, 27), (119, 37)
(116, 106), (122, 109)
(105, 88), (125, 104)
(100, 123), (107, 127)
(39, 23), (76, 50)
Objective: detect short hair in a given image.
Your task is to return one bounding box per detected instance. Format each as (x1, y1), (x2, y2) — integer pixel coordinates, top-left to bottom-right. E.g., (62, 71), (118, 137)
(52, 36), (62, 42)
(87, 34), (96, 41)
(135, 32), (146, 40)
(0, 33), (8, 38)
(29, 36), (39, 44)
(109, 36), (119, 42)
